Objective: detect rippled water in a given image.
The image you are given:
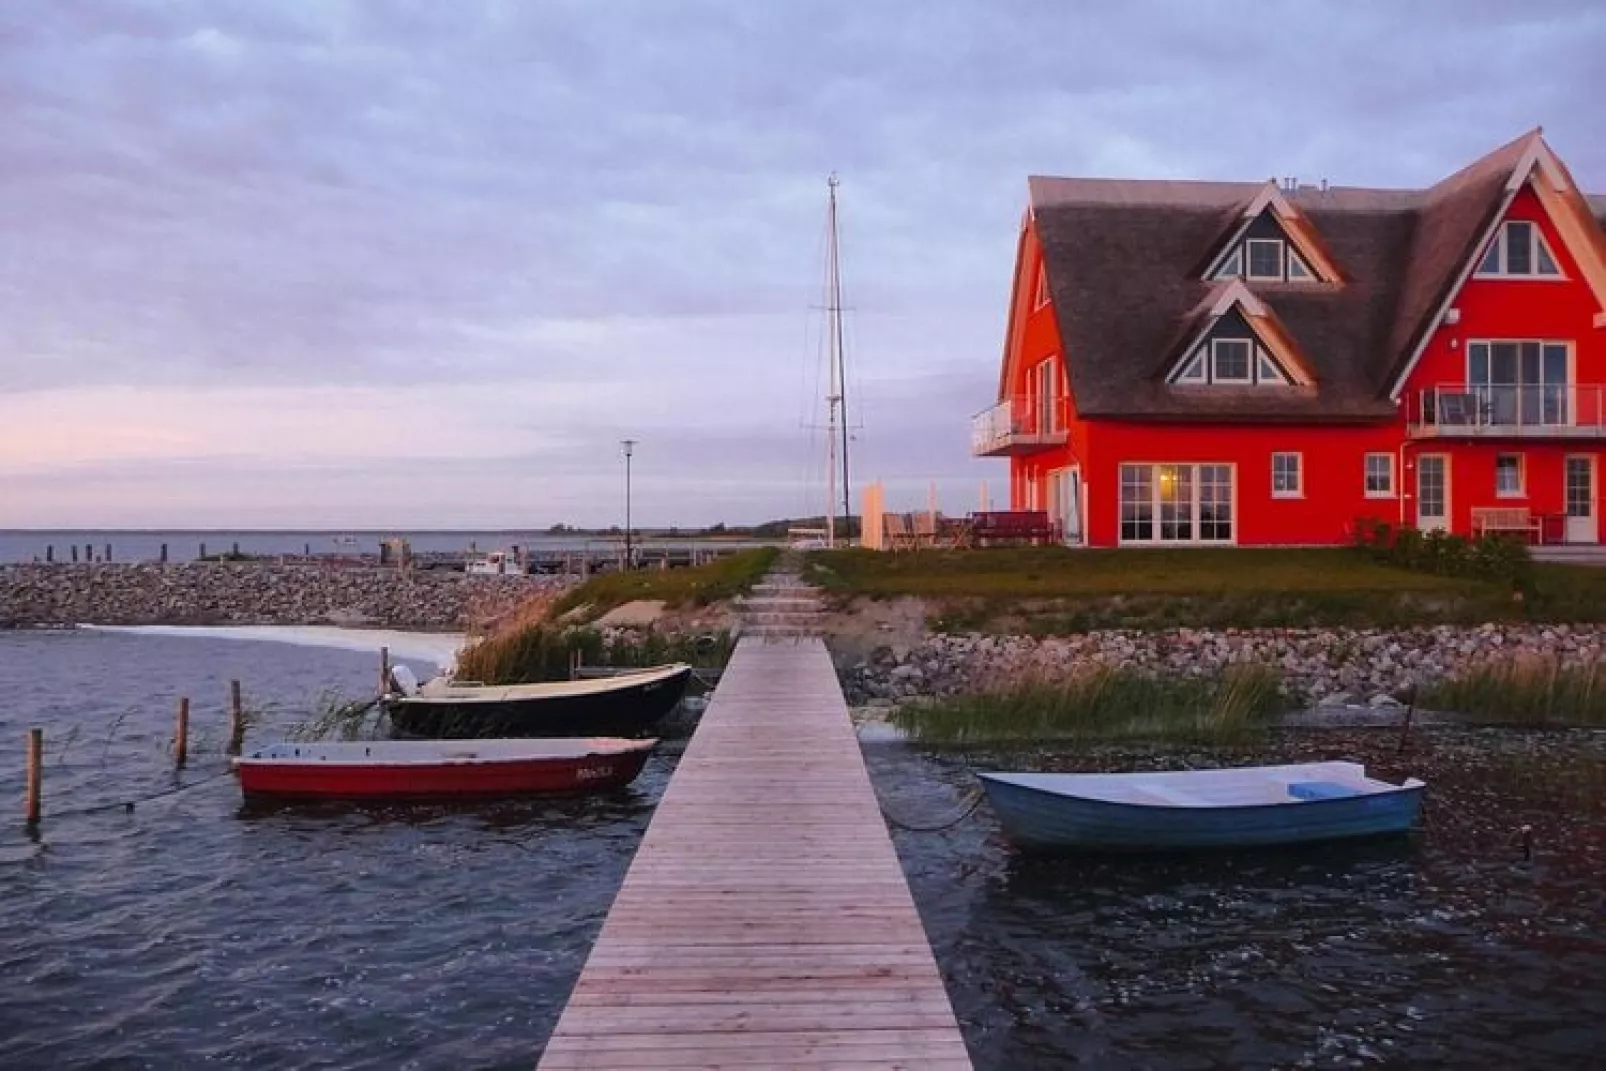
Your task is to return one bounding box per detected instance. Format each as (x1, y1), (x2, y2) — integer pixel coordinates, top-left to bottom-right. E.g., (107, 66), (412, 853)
(5, 630), (1603, 1068)
(0, 630), (671, 1069)
(870, 731), (1606, 1069)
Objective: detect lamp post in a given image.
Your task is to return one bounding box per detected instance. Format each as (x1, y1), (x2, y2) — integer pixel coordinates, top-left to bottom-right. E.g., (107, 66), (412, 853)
(621, 439), (637, 570)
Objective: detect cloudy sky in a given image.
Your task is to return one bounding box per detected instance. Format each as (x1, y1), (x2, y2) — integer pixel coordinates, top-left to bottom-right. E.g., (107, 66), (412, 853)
(2, 1), (1602, 528)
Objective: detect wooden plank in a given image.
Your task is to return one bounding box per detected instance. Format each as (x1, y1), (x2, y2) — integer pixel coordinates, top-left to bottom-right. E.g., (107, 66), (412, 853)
(538, 635), (970, 1068)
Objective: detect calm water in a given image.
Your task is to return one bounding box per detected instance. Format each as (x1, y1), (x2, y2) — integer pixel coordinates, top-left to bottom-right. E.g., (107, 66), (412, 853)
(0, 531), (767, 564)
(3, 631), (1603, 1068)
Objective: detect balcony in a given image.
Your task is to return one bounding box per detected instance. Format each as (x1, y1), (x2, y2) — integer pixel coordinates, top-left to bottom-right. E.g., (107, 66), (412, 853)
(1406, 384), (1606, 439)
(971, 395), (1070, 457)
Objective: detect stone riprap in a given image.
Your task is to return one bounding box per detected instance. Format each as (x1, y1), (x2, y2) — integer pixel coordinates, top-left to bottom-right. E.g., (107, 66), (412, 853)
(0, 563), (567, 630)
(843, 624), (1606, 708)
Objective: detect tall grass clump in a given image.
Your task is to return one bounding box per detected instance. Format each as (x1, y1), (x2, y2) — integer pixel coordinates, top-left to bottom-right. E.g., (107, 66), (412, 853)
(455, 623), (734, 685)
(892, 663), (1285, 745)
(549, 547), (778, 621)
(1421, 654), (1606, 726)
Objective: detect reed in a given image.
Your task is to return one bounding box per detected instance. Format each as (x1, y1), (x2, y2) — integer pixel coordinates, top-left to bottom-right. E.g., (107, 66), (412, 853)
(891, 663), (1285, 746)
(1421, 654), (1606, 726)
(455, 623), (734, 686)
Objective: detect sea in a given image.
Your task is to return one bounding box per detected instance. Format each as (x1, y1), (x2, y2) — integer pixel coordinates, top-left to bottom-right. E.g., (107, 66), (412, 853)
(0, 531), (765, 565)
(1, 627), (1601, 1068)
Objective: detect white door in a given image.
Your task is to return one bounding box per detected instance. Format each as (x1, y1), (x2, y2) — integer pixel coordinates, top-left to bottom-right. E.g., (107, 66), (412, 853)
(1417, 455), (1449, 532)
(1565, 455), (1597, 543)
(1049, 468), (1082, 543)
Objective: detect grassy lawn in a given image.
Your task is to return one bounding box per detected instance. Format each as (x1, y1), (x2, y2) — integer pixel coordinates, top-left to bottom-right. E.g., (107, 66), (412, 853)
(805, 547), (1606, 632)
(550, 546), (778, 622)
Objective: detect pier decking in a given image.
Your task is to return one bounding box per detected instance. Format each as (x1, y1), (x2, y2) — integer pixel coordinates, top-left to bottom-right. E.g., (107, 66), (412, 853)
(538, 636), (971, 1069)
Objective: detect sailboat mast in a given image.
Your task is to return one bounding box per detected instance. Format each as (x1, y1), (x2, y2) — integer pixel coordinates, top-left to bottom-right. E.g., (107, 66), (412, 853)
(826, 174), (851, 541)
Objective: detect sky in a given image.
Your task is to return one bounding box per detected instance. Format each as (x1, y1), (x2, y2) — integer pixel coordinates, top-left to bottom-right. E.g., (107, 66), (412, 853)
(2, 1), (1603, 529)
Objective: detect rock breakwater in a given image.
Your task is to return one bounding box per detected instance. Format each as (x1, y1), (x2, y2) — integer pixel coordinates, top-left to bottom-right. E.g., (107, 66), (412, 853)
(844, 624), (1606, 707)
(0, 563), (567, 630)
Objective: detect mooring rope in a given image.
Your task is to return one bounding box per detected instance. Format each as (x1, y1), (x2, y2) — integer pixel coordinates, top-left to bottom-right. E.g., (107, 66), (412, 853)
(43, 769), (237, 820)
(874, 784), (986, 832)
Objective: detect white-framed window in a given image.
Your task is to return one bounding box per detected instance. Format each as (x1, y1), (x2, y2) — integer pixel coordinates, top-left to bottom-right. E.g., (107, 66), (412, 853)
(1495, 454), (1525, 498)
(1271, 452), (1302, 498)
(1286, 250), (1313, 280)
(1171, 338), (1294, 386)
(1211, 339), (1252, 383)
(1468, 339), (1571, 425)
(1034, 264), (1051, 309)
(1119, 463), (1234, 544)
(1364, 453), (1395, 498)
(1475, 220), (1561, 278)
(1246, 239), (1286, 280)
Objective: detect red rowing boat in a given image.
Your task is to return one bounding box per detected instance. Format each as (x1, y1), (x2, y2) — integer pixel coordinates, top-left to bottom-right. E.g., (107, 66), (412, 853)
(233, 737), (656, 801)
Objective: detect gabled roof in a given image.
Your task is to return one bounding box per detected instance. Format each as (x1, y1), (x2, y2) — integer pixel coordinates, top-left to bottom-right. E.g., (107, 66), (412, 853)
(1028, 131), (1605, 422)
(1161, 279), (1315, 386)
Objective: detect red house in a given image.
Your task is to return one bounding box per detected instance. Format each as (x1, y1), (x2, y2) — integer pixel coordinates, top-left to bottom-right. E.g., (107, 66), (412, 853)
(973, 131), (1606, 548)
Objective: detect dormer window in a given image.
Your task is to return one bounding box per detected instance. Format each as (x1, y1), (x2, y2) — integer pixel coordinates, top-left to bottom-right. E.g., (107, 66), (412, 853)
(1210, 238), (1318, 283)
(1172, 337), (1292, 386)
(1034, 264), (1051, 308)
(1476, 220), (1561, 278)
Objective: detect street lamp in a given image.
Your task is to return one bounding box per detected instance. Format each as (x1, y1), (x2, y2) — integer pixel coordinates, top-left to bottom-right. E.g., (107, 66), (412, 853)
(621, 439), (637, 569)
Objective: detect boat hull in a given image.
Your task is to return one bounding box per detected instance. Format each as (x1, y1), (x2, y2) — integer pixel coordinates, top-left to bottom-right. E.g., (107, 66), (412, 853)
(236, 743), (654, 801)
(979, 774), (1425, 853)
(385, 666), (692, 739)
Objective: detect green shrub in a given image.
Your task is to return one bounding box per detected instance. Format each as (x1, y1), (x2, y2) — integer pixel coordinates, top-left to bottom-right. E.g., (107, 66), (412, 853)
(1353, 516), (1531, 587)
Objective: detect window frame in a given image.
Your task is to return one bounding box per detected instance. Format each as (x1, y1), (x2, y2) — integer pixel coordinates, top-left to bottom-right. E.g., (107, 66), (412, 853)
(1245, 239), (1286, 281)
(1271, 452), (1303, 499)
(1474, 220), (1564, 280)
(1033, 264), (1051, 309)
(1210, 338), (1253, 384)
(1118, 462), (1236, 545)
(1495, 453), (1525, 499)
(1364, 453), (1395, 499)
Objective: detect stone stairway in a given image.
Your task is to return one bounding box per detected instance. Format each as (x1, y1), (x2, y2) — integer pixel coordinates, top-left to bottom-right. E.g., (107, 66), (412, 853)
(737, 569), (828, 640)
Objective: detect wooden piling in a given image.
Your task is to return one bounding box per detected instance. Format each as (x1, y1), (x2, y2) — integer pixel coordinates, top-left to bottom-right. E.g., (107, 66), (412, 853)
(175, 697), (190, 768)
(25, 729), (42, 826)
(160, 543), (168, 563)
(45, 545), (53, 563)
(105, 543), (112, 562)
(379, 647), (391, 696)
(228, 679), (245, 756)
(200, 542), (207, 559)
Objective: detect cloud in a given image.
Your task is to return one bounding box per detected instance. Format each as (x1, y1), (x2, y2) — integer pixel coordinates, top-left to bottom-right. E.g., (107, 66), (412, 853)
(0, 0), (1600, 525)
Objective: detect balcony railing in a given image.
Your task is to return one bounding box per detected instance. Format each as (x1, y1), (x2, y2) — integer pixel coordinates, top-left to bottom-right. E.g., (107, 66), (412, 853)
(1407, 384), (1606, 439)
(971, 395), (1070, 456)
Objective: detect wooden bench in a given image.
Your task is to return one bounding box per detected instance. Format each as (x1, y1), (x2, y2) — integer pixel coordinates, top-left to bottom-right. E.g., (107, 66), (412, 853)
(969, 510), (1060, 546)
(1471, 506), (1542, 543)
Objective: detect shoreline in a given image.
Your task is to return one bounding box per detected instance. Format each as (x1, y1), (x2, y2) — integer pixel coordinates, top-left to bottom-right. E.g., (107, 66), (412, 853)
(0, 562), (568, 631)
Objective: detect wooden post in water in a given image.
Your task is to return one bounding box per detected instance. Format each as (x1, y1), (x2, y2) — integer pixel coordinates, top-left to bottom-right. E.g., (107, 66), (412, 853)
(379, 647), (391, 696)
(105, 543), (112, 562)
(45, 545), (53, 563)
(71, 545), (78, 564)
(25, 729), (42, 827)
(175, 697), (190, 768)
(228, 679), (245, 756)
(159, 543), (168, 563)
(200, 542), (207, 559)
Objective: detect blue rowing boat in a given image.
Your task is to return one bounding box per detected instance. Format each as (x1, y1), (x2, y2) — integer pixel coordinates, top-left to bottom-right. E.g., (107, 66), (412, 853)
(978, 761), (1425, 852)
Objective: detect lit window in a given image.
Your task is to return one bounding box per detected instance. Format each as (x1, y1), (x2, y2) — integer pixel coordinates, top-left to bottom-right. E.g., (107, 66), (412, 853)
(1246, 240), (1285, 280)
(1476, 221), (1562, 278)
(1212, 339), (1252, 382)
(1272, 452), (1302, 498)
(1364, 453), (1395, 497)
(1496, 454), (1524, 497)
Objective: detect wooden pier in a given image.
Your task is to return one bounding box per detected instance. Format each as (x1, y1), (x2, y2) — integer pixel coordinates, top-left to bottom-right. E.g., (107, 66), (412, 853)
(539, 637), (971, 1069)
